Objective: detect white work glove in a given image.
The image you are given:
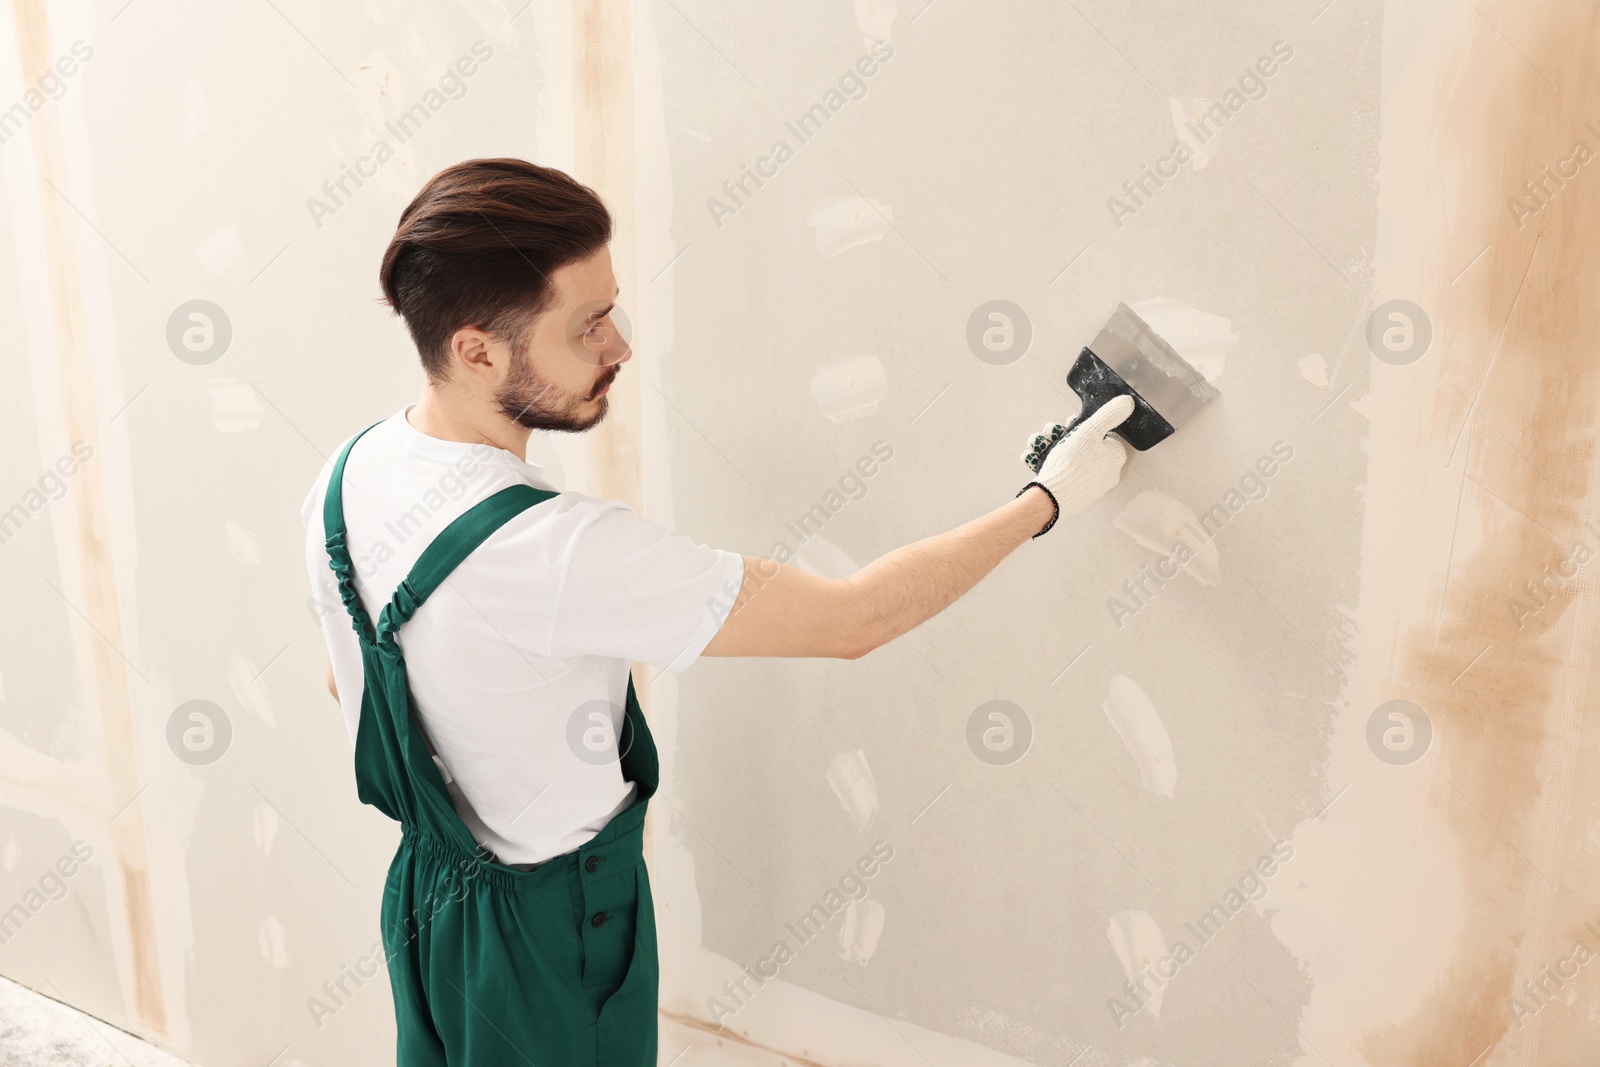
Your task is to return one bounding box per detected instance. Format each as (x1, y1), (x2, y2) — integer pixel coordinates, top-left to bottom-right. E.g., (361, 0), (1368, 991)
(1016, 393), (1135, 537)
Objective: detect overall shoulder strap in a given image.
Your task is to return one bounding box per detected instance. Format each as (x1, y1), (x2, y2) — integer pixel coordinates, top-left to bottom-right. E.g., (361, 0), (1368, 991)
(375, 483), (558, 642)
(322, 421), (384, 640)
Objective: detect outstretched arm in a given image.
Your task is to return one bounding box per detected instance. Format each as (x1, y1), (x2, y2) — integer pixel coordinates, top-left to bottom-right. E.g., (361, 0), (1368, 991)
(701, 396), (1135, 660)
(701, 486), (1055, 660)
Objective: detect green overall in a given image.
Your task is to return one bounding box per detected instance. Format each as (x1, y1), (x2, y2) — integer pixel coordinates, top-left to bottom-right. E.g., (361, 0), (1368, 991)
(323, 424), (661, 1065)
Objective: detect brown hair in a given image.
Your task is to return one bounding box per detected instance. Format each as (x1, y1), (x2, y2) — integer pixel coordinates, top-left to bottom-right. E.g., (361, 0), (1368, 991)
(379, 158), (613, 380)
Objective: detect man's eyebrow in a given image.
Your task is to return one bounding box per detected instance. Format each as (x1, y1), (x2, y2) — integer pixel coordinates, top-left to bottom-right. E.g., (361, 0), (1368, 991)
(586, 285), (621, 321)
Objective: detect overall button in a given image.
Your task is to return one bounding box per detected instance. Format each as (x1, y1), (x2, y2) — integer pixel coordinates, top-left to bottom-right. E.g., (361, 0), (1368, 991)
(591, 912), (611, 928)
(585, 854), (604, 873)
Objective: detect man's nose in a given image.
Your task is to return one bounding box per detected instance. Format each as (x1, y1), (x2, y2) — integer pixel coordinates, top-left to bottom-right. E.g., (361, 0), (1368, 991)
(600, 329), (632, 367)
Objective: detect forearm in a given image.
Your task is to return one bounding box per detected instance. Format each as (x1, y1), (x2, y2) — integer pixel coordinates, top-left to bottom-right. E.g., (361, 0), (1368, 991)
(702, 407), (1128, 661)
(844, 486), (1055, 655)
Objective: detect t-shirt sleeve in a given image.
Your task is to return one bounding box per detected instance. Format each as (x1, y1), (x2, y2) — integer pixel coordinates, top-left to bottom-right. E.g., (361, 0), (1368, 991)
(547, 499), (745, 672)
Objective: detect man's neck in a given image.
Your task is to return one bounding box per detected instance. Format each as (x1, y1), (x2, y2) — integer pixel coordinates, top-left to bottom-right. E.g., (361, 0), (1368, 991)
(409, 384), (531, 459)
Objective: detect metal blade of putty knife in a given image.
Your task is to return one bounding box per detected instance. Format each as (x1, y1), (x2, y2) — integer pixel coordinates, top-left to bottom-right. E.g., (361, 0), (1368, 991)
(1063, 301), (1223, 451)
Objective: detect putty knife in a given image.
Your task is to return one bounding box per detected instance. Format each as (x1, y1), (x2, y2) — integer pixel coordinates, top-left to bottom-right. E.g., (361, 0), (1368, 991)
(1026, 302), (1222, 470)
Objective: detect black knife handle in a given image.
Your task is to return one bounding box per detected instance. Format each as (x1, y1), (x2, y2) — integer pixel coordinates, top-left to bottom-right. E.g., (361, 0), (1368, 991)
(1064, 347), (1176, 452)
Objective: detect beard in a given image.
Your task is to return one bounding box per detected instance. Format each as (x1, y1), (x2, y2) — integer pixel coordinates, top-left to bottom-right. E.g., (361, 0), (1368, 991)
(494, 347), (616, 433)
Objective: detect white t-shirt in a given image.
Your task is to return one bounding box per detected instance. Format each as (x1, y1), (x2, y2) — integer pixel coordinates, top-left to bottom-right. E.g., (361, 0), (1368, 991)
(300, 406), (744, 866)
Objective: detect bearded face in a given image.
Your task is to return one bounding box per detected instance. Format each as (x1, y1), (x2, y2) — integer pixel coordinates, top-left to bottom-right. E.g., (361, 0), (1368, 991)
(494, 340), (617, 434)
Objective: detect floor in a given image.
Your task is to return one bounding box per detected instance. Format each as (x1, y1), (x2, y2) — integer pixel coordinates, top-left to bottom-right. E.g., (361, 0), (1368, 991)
(0, 977), (194, 1067)
(0, 974), (801, 1067)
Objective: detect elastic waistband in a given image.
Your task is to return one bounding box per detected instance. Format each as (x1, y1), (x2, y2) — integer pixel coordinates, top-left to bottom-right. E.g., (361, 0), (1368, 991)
(399, 794), (649, 894)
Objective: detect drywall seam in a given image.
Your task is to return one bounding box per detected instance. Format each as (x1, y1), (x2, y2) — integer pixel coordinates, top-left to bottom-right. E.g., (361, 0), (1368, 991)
(1279, 2), (1600, 1064)
(573, 0), (642, 520)
(1385, 3), (1600, 1060)
(626, 0), (711, 965)
(625, 0), (709, 1011)
(5, 0), (176, 1041)
(533, 0), (592, 497)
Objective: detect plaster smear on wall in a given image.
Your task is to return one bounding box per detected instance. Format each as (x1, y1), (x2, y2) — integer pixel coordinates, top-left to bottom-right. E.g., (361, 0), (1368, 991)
(826, 749), (877, 829)
(1114, 490), (1222, 585)
(838, 898), (885, 965)
(1298, 353), (1329, 388)
(1171, 98), (1222, 170)
(855, 0), (895, 45)
(224, 520), (262, 568)
(251, 805), (277, 857)
(1106, 911), (1170, 1019)
(206, 380), (262, 434)
(227, 654), (275, 727)
(1102, 675), (1176, 799)
(341, 52), (431, 209)
(811, 355), (887, 423)
(258, 918), (291, 969)
(807, 193), (892, 256)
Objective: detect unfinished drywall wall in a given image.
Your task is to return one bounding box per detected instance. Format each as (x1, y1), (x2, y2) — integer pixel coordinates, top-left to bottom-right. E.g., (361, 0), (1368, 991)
(651, 1), (1600, 1064)
(653, 2), (1372, 1063)
(0, 2), (561, 1064)
(2, 0), (1597, 1065)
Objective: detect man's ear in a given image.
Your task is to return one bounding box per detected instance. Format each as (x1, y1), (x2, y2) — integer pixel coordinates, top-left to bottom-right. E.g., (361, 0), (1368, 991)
(448, 326), (501, 383)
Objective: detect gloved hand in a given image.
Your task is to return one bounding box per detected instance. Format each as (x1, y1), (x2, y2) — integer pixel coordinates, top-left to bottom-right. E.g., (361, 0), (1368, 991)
(1016, 394), (1135, 537)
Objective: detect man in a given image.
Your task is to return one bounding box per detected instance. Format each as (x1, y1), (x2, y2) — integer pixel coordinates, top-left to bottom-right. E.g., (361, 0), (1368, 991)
(301, 157), (1132, 1065)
